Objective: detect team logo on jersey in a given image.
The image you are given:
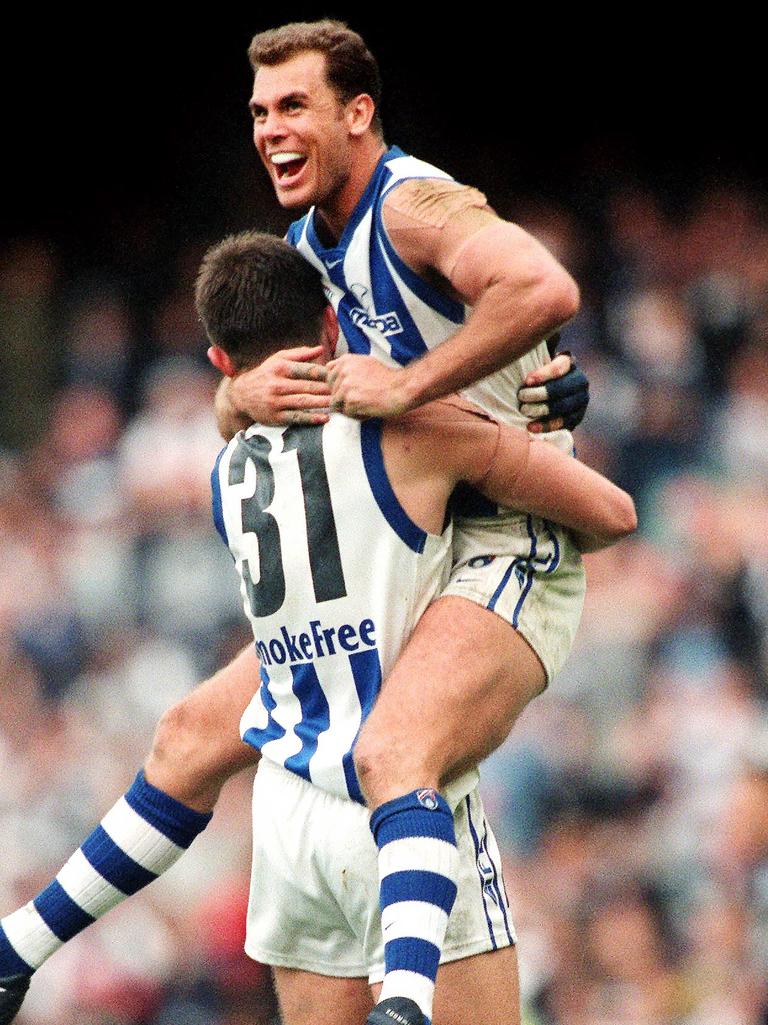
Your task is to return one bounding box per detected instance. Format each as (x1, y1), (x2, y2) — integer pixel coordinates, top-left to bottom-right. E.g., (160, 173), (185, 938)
(417, 788), (439, 810)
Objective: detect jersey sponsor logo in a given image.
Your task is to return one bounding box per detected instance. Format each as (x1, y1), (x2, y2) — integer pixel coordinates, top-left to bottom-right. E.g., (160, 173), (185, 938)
(347, 306), (403, 336)
(255, 616), (377, 667)
(417, 787), (439, 810)
(347, 282), (404, 337)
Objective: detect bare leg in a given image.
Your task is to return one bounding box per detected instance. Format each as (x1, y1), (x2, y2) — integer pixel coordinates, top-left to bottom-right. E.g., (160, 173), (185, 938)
(371, 947), (521, 1025)
(273, 968), (374, 1025)
(356, 597), (541, 1025)
(0, 646), (262, 988)
(354, 597), (545, 805)
(144, 644), (262, 811)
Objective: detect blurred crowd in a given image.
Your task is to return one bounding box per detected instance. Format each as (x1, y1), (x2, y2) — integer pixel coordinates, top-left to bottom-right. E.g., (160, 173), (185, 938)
(1, 176), (767, 1025)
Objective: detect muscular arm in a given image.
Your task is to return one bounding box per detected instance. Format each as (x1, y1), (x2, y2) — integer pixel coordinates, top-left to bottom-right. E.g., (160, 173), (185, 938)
(388, 398), (635, 552)
(328, 180), (580, 417)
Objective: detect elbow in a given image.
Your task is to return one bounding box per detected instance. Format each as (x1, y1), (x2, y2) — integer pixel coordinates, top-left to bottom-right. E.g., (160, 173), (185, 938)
(542, 264), (580, 328)
(611, 492), (638, 541)
(524, 259), (580, 334)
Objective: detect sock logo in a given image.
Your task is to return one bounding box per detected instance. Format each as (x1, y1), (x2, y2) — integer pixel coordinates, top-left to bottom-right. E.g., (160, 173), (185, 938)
(416, 788), (439, 810)
(384, 1010), (409, 1024)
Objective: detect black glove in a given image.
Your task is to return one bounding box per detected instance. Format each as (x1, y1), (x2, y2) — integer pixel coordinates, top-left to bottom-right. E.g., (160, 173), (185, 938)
(517, 352), (589, 431)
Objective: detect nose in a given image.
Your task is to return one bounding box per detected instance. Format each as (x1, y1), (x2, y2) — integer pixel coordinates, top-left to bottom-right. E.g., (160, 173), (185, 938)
(255, 109), (288, 144)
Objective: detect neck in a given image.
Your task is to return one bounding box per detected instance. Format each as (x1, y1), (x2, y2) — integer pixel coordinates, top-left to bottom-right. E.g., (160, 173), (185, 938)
(316, 137), (387, 243)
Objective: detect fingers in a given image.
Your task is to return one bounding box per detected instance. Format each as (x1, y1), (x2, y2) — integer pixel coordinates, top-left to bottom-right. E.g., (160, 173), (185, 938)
(521, 352), (573, 387)
(544, 366), (588, 402)
(285, 361), (329, 383)
(281, 409), (330, 426)
(278, 345), (326, 362)
(272, 376), (330, 395)
(517, 384), (548, 406)
(274, 392), (332, 411)
(527, 416), (565, 434)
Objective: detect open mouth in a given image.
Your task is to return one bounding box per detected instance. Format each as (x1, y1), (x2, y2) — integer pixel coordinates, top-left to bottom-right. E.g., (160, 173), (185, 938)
(270, 152), (308, 181)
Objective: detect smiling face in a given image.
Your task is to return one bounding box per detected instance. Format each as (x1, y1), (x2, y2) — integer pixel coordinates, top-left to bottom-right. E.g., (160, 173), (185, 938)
(250, 50), (362, 215)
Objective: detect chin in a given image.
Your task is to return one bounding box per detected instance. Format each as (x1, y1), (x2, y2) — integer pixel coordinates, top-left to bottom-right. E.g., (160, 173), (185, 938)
(272, 183), (313, 210)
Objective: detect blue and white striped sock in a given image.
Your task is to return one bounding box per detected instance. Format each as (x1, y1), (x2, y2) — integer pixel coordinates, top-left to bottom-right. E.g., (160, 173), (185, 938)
(0, 771), (211, 976)
(370, 789), (459, 1025)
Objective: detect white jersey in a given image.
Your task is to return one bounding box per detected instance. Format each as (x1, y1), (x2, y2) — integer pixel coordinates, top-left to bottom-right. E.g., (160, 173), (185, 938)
(211, 415), (452, 802)
(286, 145), (575, 510)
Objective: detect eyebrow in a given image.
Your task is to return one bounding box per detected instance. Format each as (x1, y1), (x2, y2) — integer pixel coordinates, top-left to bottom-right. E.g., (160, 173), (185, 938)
(248, 90), (310, 112)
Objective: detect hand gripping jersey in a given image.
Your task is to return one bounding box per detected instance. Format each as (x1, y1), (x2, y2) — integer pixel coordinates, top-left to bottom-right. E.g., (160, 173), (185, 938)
(286, 146), (573, 454)
(211, 415), (451, 802)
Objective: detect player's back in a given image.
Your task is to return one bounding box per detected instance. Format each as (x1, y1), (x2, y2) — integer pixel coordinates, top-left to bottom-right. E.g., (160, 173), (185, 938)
(211, 413), (452, 802)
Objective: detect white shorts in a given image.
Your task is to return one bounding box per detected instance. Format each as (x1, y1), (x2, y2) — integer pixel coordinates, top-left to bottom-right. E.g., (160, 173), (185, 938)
(245, 759), (515, 980)
(443, 513), (586, 683)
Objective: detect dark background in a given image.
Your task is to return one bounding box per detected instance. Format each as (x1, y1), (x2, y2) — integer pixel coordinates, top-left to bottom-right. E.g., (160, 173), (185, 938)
(6, 10), (763, 259)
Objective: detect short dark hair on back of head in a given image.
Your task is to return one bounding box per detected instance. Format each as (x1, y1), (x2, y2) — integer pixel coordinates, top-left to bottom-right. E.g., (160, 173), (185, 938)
(248, 19), (382, 136)
(195, 231), (327, 369)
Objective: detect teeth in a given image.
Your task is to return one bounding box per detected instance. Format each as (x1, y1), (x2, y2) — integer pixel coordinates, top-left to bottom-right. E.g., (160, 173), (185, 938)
(270, 152), (304, 165)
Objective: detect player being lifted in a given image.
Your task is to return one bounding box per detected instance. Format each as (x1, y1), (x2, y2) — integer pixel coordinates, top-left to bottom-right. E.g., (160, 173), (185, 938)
(1, 19), (595, 1025)
(206, 232), (632, 1025)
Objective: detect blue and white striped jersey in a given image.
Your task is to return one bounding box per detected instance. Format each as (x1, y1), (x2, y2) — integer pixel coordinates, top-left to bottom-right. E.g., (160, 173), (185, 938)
(211, 415), (451, 802)
(286, 146), (574, 452)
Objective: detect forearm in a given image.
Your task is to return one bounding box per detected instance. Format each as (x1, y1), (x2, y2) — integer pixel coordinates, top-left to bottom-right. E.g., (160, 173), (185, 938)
(481, 430), (637, 550)
(214, 378), (253, 441)
(397, 276), (576, 409)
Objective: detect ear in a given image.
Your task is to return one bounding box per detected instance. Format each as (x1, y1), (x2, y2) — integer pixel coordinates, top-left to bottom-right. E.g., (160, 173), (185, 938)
(346, 93), (376, 138)
(207, 345), (237, 377)
(321, 304), (340, 359)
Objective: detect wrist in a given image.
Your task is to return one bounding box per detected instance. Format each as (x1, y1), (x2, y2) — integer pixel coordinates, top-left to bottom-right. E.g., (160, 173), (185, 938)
(397, 363), (430, 412)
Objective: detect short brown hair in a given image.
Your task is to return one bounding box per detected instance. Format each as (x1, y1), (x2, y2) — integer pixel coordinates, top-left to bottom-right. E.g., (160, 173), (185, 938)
(195, 231), (327, 369)
(248, 19), (383, 136)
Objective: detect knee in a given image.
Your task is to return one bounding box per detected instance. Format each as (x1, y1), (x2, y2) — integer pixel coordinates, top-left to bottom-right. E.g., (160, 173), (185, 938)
(353, 728), (395, 795)
(149, 696), (203, 775)
(353, 722), (436, 807)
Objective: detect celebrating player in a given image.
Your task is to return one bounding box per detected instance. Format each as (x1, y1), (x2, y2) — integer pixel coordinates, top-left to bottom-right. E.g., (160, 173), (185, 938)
(205, 232), (631, 1025)
(1, 20), (594, 1025)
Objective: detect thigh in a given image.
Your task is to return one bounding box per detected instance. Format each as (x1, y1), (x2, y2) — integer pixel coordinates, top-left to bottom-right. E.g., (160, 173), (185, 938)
(145, 644), (262, 808)
(274, 967), (374, 1025)
(434, 946), (520, 1025)
(370, 948), (520, 1025)
(355, 596), (546, 802)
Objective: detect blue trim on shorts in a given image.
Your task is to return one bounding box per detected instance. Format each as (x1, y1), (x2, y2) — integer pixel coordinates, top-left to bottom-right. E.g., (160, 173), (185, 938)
(511, 516), (539, 627)
(465, 796), (497, 950)
(480, 819), (513, 945)
(487, 559), (520, 612)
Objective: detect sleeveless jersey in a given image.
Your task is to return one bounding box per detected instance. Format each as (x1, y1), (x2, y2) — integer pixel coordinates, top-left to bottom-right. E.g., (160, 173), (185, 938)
(286, 146), (574, 460)
(211, 414), (452, 803)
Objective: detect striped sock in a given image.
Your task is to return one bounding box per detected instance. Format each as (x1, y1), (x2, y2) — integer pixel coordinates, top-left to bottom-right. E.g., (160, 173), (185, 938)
(370, 789), (459, 1025)
(0, 771), (211, 975)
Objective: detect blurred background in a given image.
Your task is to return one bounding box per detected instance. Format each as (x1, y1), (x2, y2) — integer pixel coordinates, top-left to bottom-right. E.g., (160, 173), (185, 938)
(2, 9), (767, 1025)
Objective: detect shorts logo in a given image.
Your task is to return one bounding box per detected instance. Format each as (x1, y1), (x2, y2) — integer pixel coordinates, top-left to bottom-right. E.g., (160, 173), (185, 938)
(477, 851), (500, 906)
(417, 788), (439, 810)
(468, 555), (496, 568)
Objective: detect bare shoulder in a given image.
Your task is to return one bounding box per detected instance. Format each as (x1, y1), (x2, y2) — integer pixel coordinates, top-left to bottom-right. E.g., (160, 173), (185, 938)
(381, 179), (499, 282)
(382, 178), (492, 230)
(384, 397), (501, 485)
